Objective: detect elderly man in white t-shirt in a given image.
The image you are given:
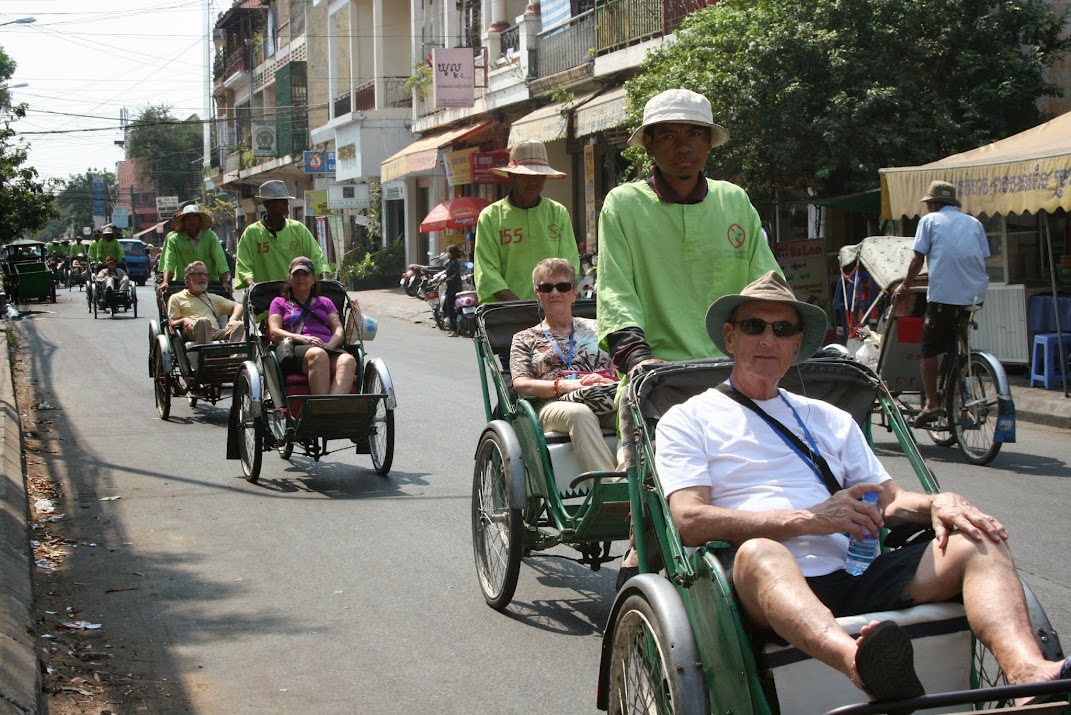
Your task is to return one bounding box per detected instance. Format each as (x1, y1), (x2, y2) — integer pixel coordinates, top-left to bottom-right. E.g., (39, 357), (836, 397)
(655, 271), (1069, 704)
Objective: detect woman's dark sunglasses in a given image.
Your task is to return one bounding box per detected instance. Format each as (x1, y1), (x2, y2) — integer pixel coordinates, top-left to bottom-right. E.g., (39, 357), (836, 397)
(536, 282), (574, 294)
(732, 318), (803, 338)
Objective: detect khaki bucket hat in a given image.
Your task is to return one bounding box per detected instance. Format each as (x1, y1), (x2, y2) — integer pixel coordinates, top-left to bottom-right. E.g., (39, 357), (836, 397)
(705, 271), (828, 364)
(920, 180), (961, 207)
(628, 88), (730, 148)
(171, 204), (214, 230)
(491, 140), (567, 179)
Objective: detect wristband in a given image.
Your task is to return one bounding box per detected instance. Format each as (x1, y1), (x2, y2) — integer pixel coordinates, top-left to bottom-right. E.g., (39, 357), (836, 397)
(554, 378), (560, 397)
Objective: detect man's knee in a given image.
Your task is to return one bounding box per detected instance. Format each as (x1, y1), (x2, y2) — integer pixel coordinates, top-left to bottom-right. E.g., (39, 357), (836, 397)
(734, 538), (798, 581)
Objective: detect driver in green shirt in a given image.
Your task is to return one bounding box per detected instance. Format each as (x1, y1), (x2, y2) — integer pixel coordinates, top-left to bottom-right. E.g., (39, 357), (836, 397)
(235, 180), (329, 287)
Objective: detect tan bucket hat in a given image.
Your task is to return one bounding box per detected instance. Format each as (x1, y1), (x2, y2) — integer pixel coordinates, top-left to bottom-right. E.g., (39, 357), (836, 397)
(171, 204), (214, 230)
(491, 140), (567, 179)
(920, 180), (961, 207)
(628, 88), (730, 148)
(705, 271), (828, 364)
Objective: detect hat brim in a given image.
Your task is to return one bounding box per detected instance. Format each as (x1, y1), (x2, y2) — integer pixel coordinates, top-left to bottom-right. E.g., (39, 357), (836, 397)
(920, 195), (961, 207)
(171, 212), (214, 230)
(490, 165), (567, 179)
(706, 293), (828, 365)
(627, 121), (730, 149)
(257, 193), (296, 201)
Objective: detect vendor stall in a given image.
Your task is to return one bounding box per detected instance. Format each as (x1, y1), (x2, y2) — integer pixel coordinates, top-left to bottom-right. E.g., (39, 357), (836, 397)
(880, 111), (1071, 394)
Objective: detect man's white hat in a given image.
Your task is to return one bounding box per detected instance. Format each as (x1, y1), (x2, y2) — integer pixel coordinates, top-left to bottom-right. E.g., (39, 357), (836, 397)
(627, 88), (730, 148)
(256, 180), (295, 201)
(491, 140), (567, 179)
(171, 204), (214, 230)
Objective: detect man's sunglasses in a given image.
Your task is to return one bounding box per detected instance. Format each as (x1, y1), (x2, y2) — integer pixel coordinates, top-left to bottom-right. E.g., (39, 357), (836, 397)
(732, 318), (803, 338)
(536, 282), (574, 294)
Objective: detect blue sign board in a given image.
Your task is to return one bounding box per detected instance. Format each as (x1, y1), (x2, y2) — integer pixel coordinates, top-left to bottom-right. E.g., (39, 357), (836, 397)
(92, 176), (106, 217)
(303, 151), (336, 174)
(111, 206), (129, 229)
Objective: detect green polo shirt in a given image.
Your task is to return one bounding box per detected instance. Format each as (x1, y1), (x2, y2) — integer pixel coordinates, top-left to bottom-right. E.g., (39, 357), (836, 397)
(596, 178), (781, 361)
(95, 238), (126, 264)
(235, 219), (327, 285)
(474, 196), (579, 303)
(161, 229), (229, 281)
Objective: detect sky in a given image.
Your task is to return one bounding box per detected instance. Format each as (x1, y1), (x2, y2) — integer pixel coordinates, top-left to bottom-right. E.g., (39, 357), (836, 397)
(0, 0), (227, 185)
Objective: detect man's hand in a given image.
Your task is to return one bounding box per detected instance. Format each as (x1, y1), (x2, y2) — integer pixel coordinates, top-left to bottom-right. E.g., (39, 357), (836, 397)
(803, 483), (884, 540)
(577, 372), (615, 386)
(930, 492), (1007, 550)
(628, 358), (666, 380)
(157, 281), (169, 296)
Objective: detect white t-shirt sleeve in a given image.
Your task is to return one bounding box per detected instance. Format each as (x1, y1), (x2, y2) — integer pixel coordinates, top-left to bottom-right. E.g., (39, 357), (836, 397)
(655, 403), (714, 497)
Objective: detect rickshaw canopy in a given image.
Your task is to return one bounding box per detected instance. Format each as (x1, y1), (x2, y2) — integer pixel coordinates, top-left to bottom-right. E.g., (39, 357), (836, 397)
(837, 236), (925, 291)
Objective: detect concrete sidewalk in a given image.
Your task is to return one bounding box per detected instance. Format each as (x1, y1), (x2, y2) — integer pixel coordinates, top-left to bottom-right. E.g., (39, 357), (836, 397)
(351, 287), (1071, 430)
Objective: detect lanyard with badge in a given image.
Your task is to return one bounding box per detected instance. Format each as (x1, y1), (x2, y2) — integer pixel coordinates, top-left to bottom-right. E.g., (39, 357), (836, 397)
(541, 320), (575, 377)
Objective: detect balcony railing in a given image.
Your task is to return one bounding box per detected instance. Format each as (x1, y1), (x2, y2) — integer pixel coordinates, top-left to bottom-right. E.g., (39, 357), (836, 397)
(536, 10), (594, 78)
(595, 0), (662, 54)
(664, 0), (707, 33)
(353, 81), (375, 112)
(225, 150), (241, 173)
(334, 90), (351, 118)
(223, 44), (249, 79)
(351, 77), (413, 111)
(500, 24), (520, 59)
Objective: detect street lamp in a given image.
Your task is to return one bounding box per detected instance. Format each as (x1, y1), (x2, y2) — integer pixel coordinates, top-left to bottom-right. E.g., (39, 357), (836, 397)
(0, 17), (36, 27)
(1, 83), (28, 90)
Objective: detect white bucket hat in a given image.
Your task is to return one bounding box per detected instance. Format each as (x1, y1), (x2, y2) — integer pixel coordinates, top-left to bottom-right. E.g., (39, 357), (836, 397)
(256, 180), (295, 201)
(171, 204), (214, 230)
(627, 88), (730, 149)
(491, 140), (567, 179)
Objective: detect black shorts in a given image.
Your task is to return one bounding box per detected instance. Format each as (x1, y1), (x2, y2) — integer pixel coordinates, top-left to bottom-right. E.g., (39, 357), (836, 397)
(279, 344), (343, 373)
(921, 303), (970, 358)
(806, 542), (931, 617)
(721, 541), (933, 619)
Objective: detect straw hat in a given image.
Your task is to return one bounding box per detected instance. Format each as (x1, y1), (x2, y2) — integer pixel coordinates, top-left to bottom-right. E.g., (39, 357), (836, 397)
(256, 180), (296, 201)
(491, 140), (567, 179)
(628, 88), (729, 149)
(705, 271), (828, 365)
(920, 180), (961, 207)
(171, 204), (214, 230)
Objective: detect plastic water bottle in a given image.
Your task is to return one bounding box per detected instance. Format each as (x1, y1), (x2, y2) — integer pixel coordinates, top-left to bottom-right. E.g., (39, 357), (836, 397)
(844, 491), (880, 576)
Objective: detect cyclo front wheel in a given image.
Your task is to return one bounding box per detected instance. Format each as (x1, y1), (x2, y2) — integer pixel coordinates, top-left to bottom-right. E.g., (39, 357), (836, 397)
(363, 364), (394, 476)
(608, 594), (704, 715)
(471, 430), (522, 610)
(951, 354), (1002, 466)
(235, 371), (263, 482)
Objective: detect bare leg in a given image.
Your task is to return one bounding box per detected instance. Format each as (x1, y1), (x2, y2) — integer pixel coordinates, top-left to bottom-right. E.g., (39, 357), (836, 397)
(901, 534), (1064, 689)
(920, 356), (940, 410)
(304, 347), (330, 394)
(330, 353), (357, 394)
(733, 539), (865, 687)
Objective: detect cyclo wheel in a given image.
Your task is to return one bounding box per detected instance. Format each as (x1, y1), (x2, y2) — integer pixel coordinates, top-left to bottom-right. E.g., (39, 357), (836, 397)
(471, 430), (522, 610)
(363, 366), (394, 476)
(608, 594), (702, 715)
(235, 371), (263, 483)
(153, 348), (171, 421)
(951, 354), (1002, 466)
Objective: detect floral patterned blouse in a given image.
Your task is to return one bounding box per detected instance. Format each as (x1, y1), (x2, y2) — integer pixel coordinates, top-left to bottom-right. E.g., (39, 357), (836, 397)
(509, 317), (611, 406)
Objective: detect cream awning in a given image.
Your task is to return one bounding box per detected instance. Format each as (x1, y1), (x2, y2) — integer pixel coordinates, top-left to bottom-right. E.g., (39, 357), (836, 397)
(507, 91), (598, 147)
(881, 110), (1071, 219)
(574, 86), (629, 138)
(381, 120), (492, 182)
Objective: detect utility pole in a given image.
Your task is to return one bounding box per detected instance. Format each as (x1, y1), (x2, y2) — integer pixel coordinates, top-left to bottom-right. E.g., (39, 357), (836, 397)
(203, 0), (213, 181)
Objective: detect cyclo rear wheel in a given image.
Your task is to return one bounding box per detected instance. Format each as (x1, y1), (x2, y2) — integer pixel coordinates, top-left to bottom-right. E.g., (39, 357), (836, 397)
(471, 431), (522, 610)
(951, 354), (1002, 466)
(235, 371), (263, 483)
(364, 365), (394, 476)
(153, 348), (171, 421)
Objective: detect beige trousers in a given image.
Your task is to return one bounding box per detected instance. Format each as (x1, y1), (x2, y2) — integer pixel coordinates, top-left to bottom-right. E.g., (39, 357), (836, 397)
(538, 400), (617, 474)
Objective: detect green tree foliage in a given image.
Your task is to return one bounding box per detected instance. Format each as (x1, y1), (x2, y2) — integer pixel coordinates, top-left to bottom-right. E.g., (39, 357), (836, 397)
(0, 46), (56, 243)
(625, 0), (1071, 199)
(34, 169), (116, 240)
(126, 104), (203, 201)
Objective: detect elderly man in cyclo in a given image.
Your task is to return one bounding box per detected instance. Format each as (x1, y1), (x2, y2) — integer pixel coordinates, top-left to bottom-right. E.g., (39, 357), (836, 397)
(95, 255), (130, 300)
(158, 204), (232, 296)
(235, 180), (329, 287)
(166, 261), (245, 345)
(653, 271), (1071, 705)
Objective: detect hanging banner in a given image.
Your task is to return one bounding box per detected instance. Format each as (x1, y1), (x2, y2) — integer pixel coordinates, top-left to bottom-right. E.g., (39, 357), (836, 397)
(445, 147), (479, 186)
(327, 183), (370, 209)
(471, 150), (511, 184)
(432, 48), (475, 108)
(584, 144), (596, 252)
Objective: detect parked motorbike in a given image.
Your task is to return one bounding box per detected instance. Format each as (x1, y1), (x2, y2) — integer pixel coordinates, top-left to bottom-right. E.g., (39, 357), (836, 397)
(401, 251), (451, 297)
(578, 252), (597, 299)
(453, 274), (479, 338)
(423, 270), (448, 331)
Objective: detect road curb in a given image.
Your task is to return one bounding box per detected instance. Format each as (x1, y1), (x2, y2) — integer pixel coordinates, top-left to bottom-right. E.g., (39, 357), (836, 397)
(0, 328), (41, 715)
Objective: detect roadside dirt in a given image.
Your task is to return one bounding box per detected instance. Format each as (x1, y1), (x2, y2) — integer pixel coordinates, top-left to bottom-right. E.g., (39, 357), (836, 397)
(13, 336), (178, 714)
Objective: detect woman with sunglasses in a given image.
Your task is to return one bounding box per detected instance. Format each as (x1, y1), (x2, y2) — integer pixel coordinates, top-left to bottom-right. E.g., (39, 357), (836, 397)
(509, 258), (618, 475)
(267, 256), (357, 395)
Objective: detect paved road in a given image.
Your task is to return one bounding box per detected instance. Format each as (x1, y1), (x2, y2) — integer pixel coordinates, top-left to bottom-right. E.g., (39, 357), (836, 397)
(20, 292), (618, 714)
(11, 290), (1071, 713)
